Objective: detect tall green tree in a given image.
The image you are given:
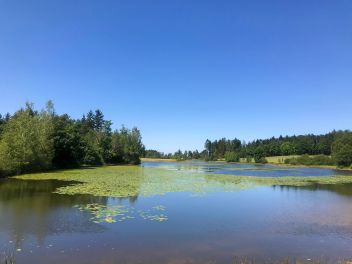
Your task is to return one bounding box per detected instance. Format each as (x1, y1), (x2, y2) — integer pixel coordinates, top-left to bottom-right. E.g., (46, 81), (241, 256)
(52, 114), (85, 168)
(111, 126), (145, 164)
(0, 102), (54, 175)
(224, 151), (240, 162)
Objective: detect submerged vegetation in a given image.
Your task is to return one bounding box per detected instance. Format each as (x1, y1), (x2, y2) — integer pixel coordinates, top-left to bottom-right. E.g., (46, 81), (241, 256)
(0, 102), (145, 177)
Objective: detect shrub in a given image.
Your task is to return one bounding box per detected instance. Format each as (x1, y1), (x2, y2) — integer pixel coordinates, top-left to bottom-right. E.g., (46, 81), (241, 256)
(332, 132), (352, 168)
(224, 151), (240, 162)
(284, 154), (334, 166)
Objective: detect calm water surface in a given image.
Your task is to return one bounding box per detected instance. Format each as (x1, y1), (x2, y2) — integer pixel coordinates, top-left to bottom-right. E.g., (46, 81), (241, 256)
(1, 161), (352, 263)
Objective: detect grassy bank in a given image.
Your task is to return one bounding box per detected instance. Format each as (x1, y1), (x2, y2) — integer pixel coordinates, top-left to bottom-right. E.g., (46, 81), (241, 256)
(241, 155), (322, 164)
(238, 155), (351, 170)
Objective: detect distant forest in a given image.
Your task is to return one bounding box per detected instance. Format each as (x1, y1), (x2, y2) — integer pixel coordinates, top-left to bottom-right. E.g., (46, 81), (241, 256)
(0, 101), (145, 176)
(144, 131), (352, 168)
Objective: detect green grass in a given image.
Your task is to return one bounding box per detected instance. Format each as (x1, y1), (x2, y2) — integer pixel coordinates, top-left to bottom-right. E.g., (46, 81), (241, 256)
(14, 165), (352, 199)
(243, 155), (314, 164)
(265, 155), (302, 164)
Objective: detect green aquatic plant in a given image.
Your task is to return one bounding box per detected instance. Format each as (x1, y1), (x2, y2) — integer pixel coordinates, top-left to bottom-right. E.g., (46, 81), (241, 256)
(138, 210), (168, 222)
(75, 203), (130, 223)
(76, 203), (168, 224)
(14, 165), (352, 199)
(152, 205), (166, 211)
(14, 166), (250, 198)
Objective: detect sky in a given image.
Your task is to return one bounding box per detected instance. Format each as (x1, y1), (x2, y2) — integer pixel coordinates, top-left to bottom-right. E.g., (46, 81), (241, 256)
(0, 0), (351, 153)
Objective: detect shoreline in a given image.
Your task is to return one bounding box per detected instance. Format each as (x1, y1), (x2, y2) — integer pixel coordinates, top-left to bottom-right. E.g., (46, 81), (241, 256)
(141, 158), (177, 162)
(264, 162), (352, 171)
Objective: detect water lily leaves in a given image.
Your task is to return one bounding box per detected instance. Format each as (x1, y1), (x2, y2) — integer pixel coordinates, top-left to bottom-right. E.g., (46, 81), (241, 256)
(15, 165), (352, 202)
(152, 205), (166, 211)
(76, 203), (168, 224)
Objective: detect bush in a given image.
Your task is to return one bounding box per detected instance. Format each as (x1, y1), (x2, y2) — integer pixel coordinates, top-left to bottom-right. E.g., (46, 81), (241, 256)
(0, 104), (54, 175)
(224, 151), (240, 162)
(246, 156), (253, 163)
(284, 154), (334, 166)
(332, 132), (352, 168)
(253, 146), (266, 163)
(255, 157), (268, 164)
(0, 102), (146, 176)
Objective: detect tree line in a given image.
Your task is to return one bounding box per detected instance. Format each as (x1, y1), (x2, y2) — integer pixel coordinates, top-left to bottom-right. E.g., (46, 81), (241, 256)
(203, 132), (352, 167)
(144, 131), (352, 168)
(144, 149), (207, 161)
(0, 101), (145, 176)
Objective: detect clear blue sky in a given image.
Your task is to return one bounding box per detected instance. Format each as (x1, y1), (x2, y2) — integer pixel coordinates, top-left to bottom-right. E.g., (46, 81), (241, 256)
(0, 0), (351, 153)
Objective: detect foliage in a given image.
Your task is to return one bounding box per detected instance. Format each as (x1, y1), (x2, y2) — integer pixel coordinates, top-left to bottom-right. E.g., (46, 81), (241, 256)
(0, 102), (54, 175)
(0, 101), (145, 176)
(224, 151), (240, 162)
(144, 149), (166, 159)
(204, 138), (241, 160)
(200, 131), (352, 168)
(204, 132), (337, 161)
(76, 203), (168, 224)
(246, 156), (253, 163)
(111, 126), (145, 164)
(284, 154), (334, 166)
(253, 146), (267, 163)
(332, 131), (352, 168)
(51, 114), (85, 168)
(143, 149), (202, 161)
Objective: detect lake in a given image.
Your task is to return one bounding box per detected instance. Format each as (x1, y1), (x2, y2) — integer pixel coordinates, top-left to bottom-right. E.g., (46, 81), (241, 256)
(1, 161), (352, 263)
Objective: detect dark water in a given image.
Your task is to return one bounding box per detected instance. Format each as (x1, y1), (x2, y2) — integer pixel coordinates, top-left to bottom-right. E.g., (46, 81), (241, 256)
(1, 162), (352, 263)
